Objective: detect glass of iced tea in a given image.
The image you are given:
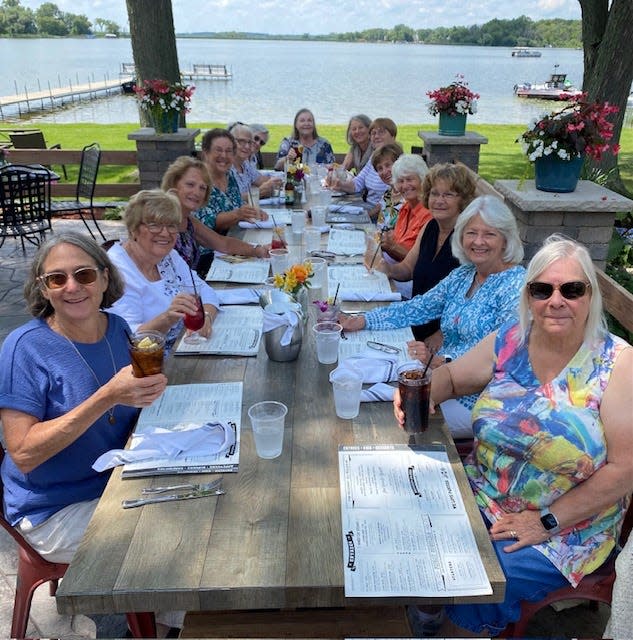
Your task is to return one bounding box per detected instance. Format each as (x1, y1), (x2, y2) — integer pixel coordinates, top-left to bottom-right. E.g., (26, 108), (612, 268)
(129, 331), (165, 378)
(397, 363), (432, 433)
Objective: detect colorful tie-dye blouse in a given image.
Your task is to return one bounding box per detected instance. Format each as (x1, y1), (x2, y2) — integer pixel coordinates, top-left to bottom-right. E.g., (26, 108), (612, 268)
(466, 320), (630, 586)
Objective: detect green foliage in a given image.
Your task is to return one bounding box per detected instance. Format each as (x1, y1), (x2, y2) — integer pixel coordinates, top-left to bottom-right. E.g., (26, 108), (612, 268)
(0, 0), (119, 36)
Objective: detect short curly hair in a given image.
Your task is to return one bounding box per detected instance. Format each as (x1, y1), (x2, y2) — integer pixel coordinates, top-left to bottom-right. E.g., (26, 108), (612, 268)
(24, 231), (124, 318)
(123, 189), (181, 237)
(421, 162), (477, 209)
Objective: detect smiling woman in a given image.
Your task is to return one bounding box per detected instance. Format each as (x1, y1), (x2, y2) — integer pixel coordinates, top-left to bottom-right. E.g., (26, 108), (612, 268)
(106, 189), (221, 352)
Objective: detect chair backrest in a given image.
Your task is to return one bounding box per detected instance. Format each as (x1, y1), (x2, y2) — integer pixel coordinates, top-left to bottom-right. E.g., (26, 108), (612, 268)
(9, 131), (47, 150)
(0, 164), (52, 230)
(76, 142), (101, 201)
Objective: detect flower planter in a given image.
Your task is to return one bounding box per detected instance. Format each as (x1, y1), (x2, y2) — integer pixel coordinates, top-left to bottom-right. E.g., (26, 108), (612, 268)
(534, 155), (584, 193)
(150, 110), (180, 134)
(438, 112), (467, 136)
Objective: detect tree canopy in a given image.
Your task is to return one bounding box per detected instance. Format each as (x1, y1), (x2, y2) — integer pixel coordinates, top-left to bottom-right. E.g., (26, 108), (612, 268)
(0, 0), (121, 36)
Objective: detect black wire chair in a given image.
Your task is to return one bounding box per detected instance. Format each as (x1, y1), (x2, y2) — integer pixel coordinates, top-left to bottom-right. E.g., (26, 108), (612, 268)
(48, 142), (107, 241)
(0, 164), (53, 251)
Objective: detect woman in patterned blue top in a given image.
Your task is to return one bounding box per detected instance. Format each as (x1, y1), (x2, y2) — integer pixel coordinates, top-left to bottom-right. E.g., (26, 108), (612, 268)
(339, 196), (525, 437)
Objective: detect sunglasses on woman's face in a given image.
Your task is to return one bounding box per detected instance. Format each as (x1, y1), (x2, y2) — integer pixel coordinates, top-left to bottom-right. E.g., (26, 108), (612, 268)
(527, 281), (590, 300)
(39, 267), (100, 290)
(253, 135), (266, 146)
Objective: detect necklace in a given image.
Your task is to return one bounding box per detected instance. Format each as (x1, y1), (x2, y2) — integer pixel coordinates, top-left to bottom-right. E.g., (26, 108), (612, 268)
(61, 329), (118, 425)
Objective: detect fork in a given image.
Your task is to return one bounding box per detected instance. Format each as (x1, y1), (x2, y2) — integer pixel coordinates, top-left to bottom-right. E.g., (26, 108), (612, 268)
(141, 478), (222, 495)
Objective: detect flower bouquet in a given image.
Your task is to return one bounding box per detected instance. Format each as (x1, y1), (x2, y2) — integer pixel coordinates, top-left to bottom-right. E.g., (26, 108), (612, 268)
(313, 298), (339, 322)
(518, 94), (619, 162)
(133, 79), (195, 133)
(518, 94), (619, 192)
(273, 262), (314, 297)
(427, 74), (479, 117)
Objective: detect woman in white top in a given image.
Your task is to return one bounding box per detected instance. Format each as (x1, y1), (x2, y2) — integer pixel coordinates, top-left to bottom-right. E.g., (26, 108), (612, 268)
(108, 190), (220, 351)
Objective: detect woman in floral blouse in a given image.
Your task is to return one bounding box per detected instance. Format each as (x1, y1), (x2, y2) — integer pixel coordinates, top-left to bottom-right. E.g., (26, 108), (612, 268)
(274, 108), (335, 169)
(399, 236), (632, 637)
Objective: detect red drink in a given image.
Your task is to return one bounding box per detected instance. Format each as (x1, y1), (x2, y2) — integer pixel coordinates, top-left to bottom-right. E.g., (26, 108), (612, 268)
(184, 295), (204, 331)
(397, 365), (432, 434)
(271, 226), (286, 250)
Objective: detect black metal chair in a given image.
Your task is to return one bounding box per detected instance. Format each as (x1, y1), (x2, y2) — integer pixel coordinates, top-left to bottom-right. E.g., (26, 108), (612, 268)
(48, 142), (107, 241)
(0, 164), (53, 251)
(8, 130), (68, 180)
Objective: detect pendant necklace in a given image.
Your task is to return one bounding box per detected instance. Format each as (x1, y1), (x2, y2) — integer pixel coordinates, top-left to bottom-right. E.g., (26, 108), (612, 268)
(62, 330), (118, 425)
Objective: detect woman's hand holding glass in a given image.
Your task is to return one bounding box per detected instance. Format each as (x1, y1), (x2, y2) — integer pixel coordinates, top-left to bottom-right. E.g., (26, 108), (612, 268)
(105, 365), (168, 408)
(236, 205), (269, 224)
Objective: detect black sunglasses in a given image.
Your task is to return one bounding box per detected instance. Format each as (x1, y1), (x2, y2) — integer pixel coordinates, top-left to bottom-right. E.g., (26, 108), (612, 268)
(253, 135), (266, 146)
(527, 281), (590, 300)
(39, 267), (101, 290)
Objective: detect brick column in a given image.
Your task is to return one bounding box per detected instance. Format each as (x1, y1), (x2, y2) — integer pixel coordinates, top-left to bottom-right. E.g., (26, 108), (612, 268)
(128, 128), (200, 190)
(494, 179), (633, 269)
(417, 131), (488, 172)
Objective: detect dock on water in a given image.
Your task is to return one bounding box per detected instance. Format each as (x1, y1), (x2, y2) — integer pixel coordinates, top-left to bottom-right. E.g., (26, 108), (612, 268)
(180, 64), (232, 80)
(0, 76), (124, 119)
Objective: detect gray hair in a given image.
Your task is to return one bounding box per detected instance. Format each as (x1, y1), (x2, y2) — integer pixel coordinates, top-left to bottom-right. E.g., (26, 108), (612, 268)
(346, 114), (372, 145)
(451, 195), (524, 265)
(228, 123), (253, 139)
(391, 154), (429, 185)
(124, 189), (181, 236)
(24, 231), (124, 318)
(250, 123), (269, 135)
(519, 234), (606, 344)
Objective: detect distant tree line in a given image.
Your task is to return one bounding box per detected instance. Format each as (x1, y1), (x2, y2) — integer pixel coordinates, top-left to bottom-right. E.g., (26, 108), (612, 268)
(0, 0), (120, 36)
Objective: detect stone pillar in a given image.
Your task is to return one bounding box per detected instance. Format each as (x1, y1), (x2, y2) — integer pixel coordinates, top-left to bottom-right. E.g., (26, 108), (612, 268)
(417, 131), (488, 172)
(128, 128), (200, 190)
(494, 179), (633, 269)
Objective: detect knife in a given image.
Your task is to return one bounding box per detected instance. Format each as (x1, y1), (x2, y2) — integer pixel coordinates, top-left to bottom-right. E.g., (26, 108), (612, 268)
(122, 487), (225, 509)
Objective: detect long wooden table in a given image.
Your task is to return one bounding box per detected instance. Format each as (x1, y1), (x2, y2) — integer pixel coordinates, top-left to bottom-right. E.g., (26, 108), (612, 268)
(55, 207), (505, 635)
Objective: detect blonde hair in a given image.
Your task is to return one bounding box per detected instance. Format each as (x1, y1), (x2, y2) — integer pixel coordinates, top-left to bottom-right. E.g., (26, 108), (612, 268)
(124, 189), (181, 236)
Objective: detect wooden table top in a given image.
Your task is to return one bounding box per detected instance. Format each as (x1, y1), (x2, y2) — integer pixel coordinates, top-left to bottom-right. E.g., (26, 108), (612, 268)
(55, 209), (505, 616)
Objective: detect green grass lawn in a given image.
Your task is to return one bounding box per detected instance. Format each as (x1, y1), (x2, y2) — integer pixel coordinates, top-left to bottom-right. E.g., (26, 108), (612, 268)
(30, 120), (633, 194)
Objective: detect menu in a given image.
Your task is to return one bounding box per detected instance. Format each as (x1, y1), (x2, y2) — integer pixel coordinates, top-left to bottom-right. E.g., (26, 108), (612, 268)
(205, 258), (271, 284)
(261, 208), (291, 225)
(339, 444), (492, 597)
(327, 265), (400, 301)
(338, 326), (413, 363)
(327, 228), (367, 256)
(174, 306), (263, 356)
(121, 382), (242, 477)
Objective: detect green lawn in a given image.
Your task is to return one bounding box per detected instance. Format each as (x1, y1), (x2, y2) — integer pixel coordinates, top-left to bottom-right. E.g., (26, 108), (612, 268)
(24, 121), (633, 194)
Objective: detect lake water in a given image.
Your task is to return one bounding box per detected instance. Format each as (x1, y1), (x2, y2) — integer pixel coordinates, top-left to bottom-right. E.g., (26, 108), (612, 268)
(1, 38), (586, 125)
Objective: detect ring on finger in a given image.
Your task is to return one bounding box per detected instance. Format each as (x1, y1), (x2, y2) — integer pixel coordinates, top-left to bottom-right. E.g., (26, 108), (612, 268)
(510, 530), (518, 538)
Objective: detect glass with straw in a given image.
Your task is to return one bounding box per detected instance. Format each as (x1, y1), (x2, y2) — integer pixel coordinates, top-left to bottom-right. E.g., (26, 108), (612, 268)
(181, 272), (206, 344)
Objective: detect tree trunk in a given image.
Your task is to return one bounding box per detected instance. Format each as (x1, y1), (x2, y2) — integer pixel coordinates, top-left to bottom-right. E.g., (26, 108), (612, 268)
(125, 0), (184, 127)
(579, 0), (633, 195)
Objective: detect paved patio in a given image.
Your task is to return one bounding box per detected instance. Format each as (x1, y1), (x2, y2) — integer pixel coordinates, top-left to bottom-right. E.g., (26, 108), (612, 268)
(0, 221), (611, 638)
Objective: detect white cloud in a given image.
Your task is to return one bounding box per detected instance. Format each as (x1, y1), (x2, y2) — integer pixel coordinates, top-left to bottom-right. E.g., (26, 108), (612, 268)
(18, 0), (581, 34)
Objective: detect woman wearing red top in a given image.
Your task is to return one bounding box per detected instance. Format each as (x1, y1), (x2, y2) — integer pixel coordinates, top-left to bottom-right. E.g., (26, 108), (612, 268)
(380, 154), (431, 261)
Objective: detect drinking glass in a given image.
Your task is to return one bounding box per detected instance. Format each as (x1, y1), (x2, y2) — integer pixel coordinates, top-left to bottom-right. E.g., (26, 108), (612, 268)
(128, 330), (165, 378)
(248, 401), (287, 459)
(307, 257), (327, 289)
(181, 284), (206, 344)
(329, 364), (363, 419)
(291, 209), (305, 234)
(397, 362), (432, 434)
(304, 228), (321, 254)
(311, 205), (327, 228)
(247, 186), (260, 208)
(269, 248), (290, 276)
(312, 322), (342, 364)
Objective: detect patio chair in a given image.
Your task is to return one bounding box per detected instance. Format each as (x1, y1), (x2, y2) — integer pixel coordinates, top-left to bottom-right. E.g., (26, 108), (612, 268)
(0, 164), (53, 252)
(502, 497), (633, 637)
(8, 130), (68, 180)
(48, 142), (107, 241)
(0, 447), (157, 638)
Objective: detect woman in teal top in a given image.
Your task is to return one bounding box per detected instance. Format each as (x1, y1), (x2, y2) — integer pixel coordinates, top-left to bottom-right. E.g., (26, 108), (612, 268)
(399, 236), (633, 637)
(340, 196), (525, 437)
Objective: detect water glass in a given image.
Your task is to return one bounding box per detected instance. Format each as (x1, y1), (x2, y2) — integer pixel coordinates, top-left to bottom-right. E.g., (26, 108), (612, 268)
(248, 401), (287, 459)
(247, 186), (260, 208)
(304, 228), (321, 254)
(329, 365), (363, 419)
(291, 209), (305, 234)
(311, 205), (327, 228)
(269, 248), (289, 276)
(312, 322), (342, 364)
(307, 257), (327, 289)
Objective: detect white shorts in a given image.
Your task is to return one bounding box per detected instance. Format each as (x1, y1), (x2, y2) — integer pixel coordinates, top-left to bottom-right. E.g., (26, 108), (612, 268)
(17, 498), (99, 564)
(439, 399), (474, 439)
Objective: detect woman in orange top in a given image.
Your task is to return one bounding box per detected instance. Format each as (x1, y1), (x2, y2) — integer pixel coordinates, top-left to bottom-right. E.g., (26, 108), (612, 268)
(380, 154), (431, 262)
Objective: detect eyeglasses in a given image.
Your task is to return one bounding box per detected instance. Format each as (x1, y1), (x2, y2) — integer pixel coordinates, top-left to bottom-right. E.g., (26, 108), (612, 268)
(39, 267), (100, 290)
(429, 190), (458, 200)
(142, 222), (180, 235)
(235, 137), (254, 147)
(367, 340), (400, 354)
(527, 281), (591, 300)
(253, 135), (267, 146)
(370, 127), (388, 136)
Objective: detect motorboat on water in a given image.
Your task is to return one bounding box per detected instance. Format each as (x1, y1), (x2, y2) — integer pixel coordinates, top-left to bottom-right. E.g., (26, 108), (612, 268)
(511, 47), (542, 57)
(514, 72), (582, 100)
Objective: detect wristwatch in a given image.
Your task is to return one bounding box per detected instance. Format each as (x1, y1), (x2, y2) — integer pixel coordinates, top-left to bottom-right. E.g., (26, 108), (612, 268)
(540, 508), (560, 534)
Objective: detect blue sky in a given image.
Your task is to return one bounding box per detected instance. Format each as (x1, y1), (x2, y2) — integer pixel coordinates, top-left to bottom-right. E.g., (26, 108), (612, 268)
(20, 0), (582, 35)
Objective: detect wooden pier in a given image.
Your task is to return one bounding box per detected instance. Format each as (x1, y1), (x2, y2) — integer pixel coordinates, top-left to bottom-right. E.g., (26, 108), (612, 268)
(0, 78), (124, 119)
(180, 64), (232, 80)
